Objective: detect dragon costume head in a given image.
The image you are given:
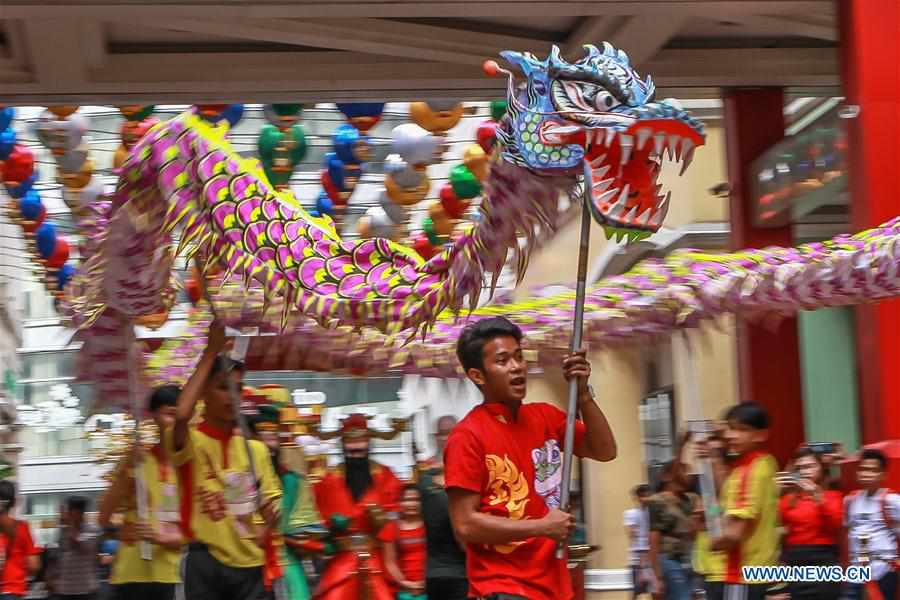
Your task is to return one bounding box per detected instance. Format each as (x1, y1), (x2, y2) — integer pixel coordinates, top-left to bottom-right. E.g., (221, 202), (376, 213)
(495, 42), (705, 242)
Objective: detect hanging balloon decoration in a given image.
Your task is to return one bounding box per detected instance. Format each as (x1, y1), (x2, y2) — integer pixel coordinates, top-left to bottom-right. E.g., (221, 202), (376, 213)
(0, 106), (78, 303)
(114, 106), (158, 170)
(357, 122), (439, 241)
(314, 103), (385, 228)
(256, 104), (307, 191)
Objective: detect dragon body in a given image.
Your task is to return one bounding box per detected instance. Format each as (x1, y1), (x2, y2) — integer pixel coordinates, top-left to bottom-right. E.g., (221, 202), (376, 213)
(65, 43), (703, 408)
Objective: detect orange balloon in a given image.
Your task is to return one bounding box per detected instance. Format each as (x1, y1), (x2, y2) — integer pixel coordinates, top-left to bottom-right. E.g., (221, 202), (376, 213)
(464, 144), (490, 182)
(385, 172), (430, 207)
(113, 145), (129, 170)
(59, 159), (94, 190)
(48, 106), (79, 119)
(409, 102), (464, 134)
(429, 202), (455, 236)
(136, 311), (169, 329)
(356, 216), (372, 238)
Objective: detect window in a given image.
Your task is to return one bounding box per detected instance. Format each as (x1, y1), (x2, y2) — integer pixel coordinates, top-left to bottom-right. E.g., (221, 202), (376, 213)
(640, 386), (677, 486)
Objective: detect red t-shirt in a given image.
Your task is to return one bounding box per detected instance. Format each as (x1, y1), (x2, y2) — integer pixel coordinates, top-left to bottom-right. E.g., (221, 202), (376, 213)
(444, 401), (586, 600)
(381, 522), (426, 583)
(0, 520), (39, 595)
(779, 490), (843, 547)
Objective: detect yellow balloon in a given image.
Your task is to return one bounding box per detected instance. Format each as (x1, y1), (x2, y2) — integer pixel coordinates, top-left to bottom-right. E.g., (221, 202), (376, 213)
(385, 172), (430, 206)
(409, 102), (464, 134)
(48, 105), (79, 119)
(464, 144), (490, 182)
(59, 159), (94, 190)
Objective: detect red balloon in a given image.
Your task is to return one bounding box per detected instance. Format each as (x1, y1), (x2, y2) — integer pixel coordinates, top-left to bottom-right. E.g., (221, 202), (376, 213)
(320, 170), (345, 207)
(196, 104), (227, 116)
(22, 205), (46, 234)
(45, 238), (70, 269)
(439, 183), (467, 218)
(186, 278), (202, 305)
(3, 145), (35, 184)
(476, 120), (499, 154)
(411, 233), (437, 260)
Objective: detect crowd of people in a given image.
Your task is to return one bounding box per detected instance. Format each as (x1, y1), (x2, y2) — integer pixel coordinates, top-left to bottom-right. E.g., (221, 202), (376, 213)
(625, 403), (898, 600)
(0, 315), (618, 600)
(4, 314), (893, 600)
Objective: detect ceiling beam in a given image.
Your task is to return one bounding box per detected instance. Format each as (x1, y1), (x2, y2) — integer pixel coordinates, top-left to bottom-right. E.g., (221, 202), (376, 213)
(606, 15), (689, 67)
(116, 16), (550, 65)
(564, 17), (627, 56)
(727, 14), (838, 42)
(20, 19), (88, 88)
(0, 2), (833, 20)
(0, 47), (838, 105)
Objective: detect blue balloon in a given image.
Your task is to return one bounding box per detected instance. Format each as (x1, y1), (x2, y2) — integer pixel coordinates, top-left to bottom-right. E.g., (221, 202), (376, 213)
(223, 104), (244, 128)
(0, 107), (13, 132)
(325, 154), (346, 190)
(335, 102), (385, 120)
(57, 263), (76, 289)
(6, 170), (38, 199)
(316, 193), (334, 216)
(333, 124), (363, 165)
(35, 222), (57, 258)
(0, 128), (15, 160)
(19, 190), (42, 220)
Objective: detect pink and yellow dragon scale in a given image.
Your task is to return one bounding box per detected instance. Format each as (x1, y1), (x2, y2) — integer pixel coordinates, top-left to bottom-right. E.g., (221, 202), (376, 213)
(67, 42), (706, 408)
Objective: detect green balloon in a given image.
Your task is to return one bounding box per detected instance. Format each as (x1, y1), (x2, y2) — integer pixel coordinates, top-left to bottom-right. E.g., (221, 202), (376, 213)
(490, 99), (508, 122)
(258, 124), (307, 177)
(422, 217), (441, 246)
(272, 104), (303, 117)
(450, 164), (482, 199)
(124, 105), (155, 122)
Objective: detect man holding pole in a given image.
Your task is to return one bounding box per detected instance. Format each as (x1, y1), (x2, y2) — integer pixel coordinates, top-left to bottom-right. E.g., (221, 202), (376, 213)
(445, 316), (616, 600)
(165, 321), (283, 600)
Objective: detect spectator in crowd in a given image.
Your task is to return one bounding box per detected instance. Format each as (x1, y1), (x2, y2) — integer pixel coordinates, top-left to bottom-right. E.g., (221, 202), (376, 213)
(624, 484), (652, 600)
(56, 495), (101, 600)
(777, 446), (842, 600)
(0, 480), (40, 600)
(382, 485), (427, 600)
(710, 403), (779, 600)
(845, 448), (900, 600)
(648, 453), (698, 600)
(99, 385), (184, 600)
(418, 415), (468, 600)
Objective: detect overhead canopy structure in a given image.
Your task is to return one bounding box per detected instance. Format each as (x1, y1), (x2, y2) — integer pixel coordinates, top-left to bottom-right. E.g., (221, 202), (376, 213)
(0, 0), (837, 104)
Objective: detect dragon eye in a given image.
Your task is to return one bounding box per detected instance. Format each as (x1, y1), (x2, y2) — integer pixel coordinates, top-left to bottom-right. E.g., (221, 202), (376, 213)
(595, 91), (620, 111)
(533, 80), (547, 95)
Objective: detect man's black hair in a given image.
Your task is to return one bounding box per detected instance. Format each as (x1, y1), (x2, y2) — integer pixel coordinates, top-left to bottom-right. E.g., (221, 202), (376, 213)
(148, 385), (181, 413)
(861, 448), (888, 470)
(633, 484), (651, 497)
(0, 480), (15, 513)
(724, 401), (770, 430)
(209, 356), (246, 380)
(456, 316), (523, 372)
(66, 495), (89, 513)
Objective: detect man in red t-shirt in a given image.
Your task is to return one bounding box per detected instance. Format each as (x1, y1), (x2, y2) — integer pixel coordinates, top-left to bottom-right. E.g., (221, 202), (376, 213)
(445, 316), (617, 600)
(0, 480), (41, 600)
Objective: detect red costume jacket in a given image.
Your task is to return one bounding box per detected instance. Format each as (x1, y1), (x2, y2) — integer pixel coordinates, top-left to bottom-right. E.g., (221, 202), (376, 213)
(313, 462), (403, 600)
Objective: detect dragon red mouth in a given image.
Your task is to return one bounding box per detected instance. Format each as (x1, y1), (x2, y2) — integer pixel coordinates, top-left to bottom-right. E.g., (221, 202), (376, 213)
(583, 120), (703, 240)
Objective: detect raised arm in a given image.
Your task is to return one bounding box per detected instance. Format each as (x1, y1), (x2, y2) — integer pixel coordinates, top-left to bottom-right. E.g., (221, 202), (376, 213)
(98, 452), (137, 528)
(173, 320), (226, 451)
(564, 350), (617, 462)
(447, 488), (572, 545)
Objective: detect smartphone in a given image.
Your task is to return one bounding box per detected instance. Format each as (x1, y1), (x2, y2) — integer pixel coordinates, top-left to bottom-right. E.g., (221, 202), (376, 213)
(807, 442), (835, 454)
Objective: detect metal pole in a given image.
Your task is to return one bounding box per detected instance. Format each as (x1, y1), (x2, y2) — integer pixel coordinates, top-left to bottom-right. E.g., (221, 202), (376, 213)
(126, 325), (152, 561)
(227, 335), (260, 508)
(675, 334), (722, 538)
(556, 160), (593, 559)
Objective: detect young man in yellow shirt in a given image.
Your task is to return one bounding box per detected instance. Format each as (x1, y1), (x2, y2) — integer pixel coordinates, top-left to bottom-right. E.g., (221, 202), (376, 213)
(710, 402), (780, 600)
(99, 385), (185, 600)
(166, 321), (282, 600)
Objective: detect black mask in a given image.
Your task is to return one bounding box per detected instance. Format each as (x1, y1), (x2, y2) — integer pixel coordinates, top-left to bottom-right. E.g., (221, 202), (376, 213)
(344, 456), (373, 502)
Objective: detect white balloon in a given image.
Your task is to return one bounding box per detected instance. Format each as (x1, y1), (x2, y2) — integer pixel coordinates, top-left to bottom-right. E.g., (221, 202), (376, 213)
(391, 123), (438, 166)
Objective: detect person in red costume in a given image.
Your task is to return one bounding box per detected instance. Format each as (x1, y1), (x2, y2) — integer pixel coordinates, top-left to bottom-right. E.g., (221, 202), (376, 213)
(312, 413), (403, 600)
(445, 316), (617, 600)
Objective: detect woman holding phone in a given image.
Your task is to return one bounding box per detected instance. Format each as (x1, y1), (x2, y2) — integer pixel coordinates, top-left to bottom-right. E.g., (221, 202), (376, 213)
(777, 446), (843, 600)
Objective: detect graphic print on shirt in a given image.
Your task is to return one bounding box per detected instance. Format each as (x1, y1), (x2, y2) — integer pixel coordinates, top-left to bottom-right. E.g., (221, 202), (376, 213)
(485, 454), (530, 554)
(532, 439), (563, 510)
